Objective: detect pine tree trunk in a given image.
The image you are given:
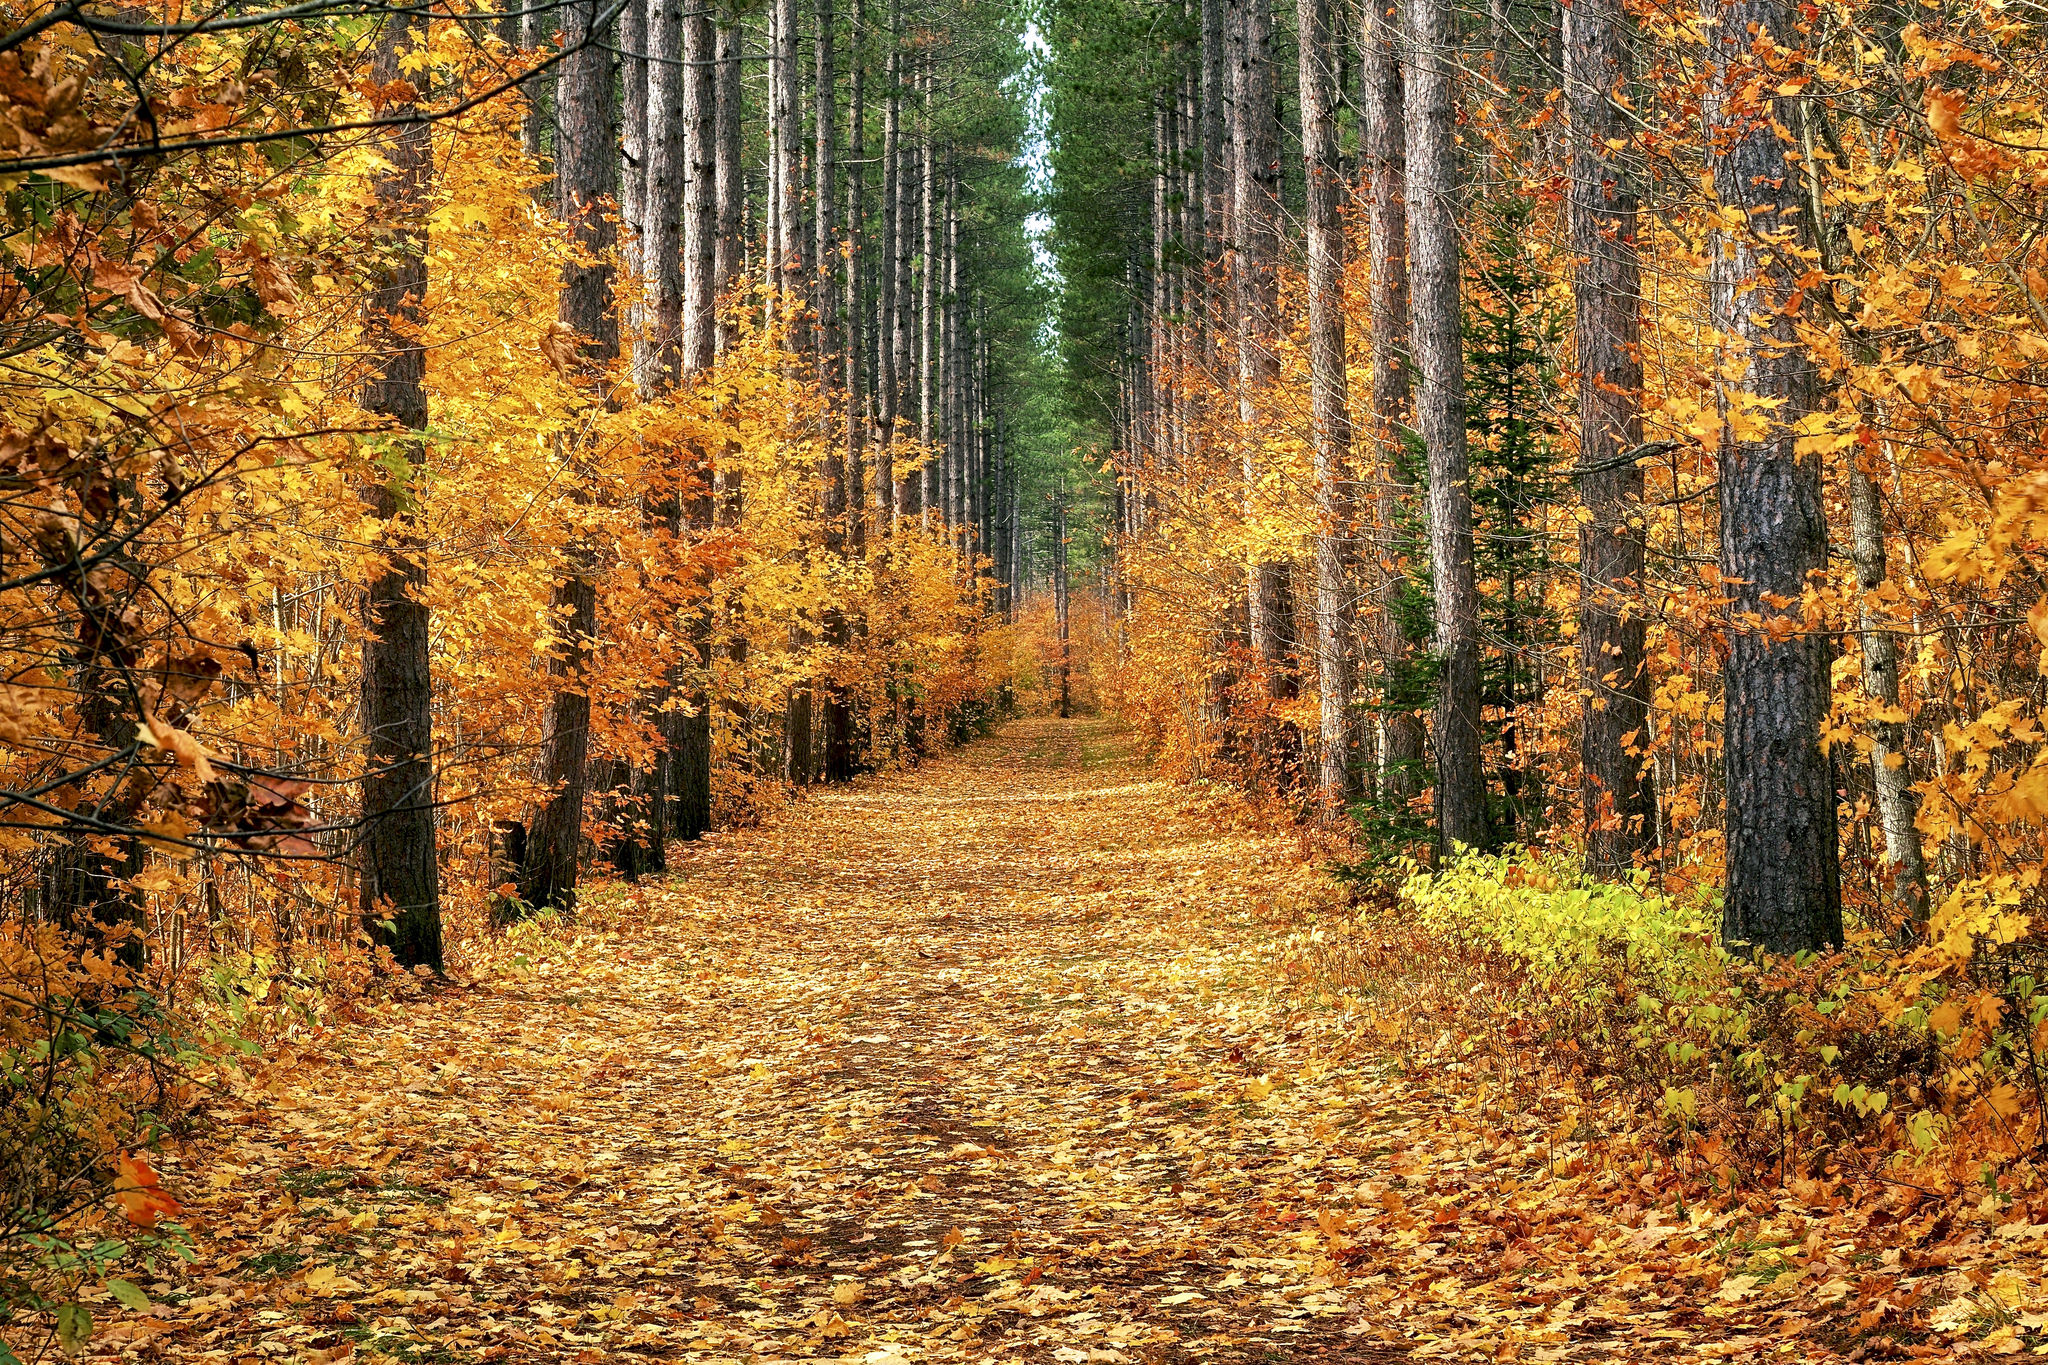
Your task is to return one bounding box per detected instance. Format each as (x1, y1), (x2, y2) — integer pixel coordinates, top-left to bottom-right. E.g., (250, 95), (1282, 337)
(1056, 499), (1073, 719)
(815, 0), (839, 372)
(1231, 0), (1298, 772)
(522, 0), (617, 913)
(893, 51), (919, 520)
(1706, 0), (1841, 951)
(359, 7), (442, 969)
(670, 3), (718, 841)
(1362, 0), (1423, 804)
(1298, 0), (1354, 805)
(1200, 0), (1228, 338)
(846, 0), (868, 551)
(774, 0), (805, 332)
(1406, 0), (1486, 852)
(919, 94), (938, 522)
(621, 0), (648, 359)
(617, 0), (686, 874)
(715, 9), (743, 354)
(944, 168), (961, 541)
(876, 0), (900, 531)
(1566, 0), (1654, 873)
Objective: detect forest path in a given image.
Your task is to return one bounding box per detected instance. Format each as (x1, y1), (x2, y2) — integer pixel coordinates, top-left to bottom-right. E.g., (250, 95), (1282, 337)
(149, 719), (1416, 1364)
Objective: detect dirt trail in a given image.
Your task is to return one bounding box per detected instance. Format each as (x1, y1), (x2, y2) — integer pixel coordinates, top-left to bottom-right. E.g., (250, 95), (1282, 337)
(133, 718), (1426, 1365)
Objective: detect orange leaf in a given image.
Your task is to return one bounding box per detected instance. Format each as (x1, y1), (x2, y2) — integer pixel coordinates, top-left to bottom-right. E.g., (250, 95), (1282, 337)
(114, 1152), (182, 1228)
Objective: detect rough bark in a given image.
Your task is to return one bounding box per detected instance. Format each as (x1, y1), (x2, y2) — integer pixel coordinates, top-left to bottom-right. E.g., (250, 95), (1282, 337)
(1362, 0), (1423, 804)
(359, 6), (442, 969)
(639, 0), (685, 389)
(1232, 0), (1298, 764)
(715, 7), (743, 354)
(522, 0), (617, 913)
(773, 0), (805, 332)
(670, 2), (717, 843)
(876, 0), (901, 532)
(1706, 0), (1842, 952)
(846, 0), (868, 551)
(1201, 0), (1228, 334)
(1566, 0), (1654, 872)
(621, 0), (648, 354)
(919, 80), (938, 522)
(1299, 0), (1354, 804)
(1405, 0), (1486, 852)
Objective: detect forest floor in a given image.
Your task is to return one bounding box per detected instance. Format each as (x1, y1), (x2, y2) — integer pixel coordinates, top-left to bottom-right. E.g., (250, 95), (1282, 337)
(99, 718), (2033, 1364)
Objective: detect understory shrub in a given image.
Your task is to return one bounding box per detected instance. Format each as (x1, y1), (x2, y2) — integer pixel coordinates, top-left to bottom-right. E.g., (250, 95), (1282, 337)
(1295, 846), (2047, 1193)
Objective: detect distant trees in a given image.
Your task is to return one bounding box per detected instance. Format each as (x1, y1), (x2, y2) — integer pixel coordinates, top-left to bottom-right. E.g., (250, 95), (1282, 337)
(1039, 0), (2009, 957)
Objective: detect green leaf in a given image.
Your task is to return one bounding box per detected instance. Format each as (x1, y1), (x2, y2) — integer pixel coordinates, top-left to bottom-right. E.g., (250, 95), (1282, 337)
(54, 1301), (92, 1356)
(105, 1279), (150, 1311)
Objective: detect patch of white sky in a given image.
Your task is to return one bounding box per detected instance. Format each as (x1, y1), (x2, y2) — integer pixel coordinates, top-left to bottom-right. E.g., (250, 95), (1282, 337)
(1003, 16), (1061, 344)
(1005, 20), (1058, 276)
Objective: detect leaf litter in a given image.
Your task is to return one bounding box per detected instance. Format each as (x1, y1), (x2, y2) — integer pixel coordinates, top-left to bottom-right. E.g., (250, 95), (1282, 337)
(90, 719), (2048, 1363)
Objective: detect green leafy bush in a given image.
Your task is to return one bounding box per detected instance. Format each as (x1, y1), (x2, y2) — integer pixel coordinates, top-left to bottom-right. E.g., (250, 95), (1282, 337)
(1400, 846), (1720, 1001)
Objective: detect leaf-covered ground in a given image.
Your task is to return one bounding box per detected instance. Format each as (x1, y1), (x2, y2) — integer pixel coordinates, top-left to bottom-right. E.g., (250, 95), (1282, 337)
(104, 720), (2048, 1363)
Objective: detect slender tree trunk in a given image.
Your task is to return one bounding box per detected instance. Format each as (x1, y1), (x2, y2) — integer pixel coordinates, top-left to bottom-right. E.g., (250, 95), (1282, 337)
(715, 7), (744, 355)
(919, 87), (938, 523)
(520, 0), (553, 166)
(1200, 0), (1228, 337)
(1056, 498), (1073, 719)
(621, 0), (648, 362)
(876, 0), (900, 532)
(1566, 0), (1654, 872)
(1848, 448), (1928, 920)
(1406, 0), (1486, 852)
(893, 49), (919, 520)
(1299, 0), (1354, 805)
(359, 6), (442, 969)
(846, 0), (868, 551)
(522, 0), (617, 914)
(815, 0), (839, 372)
(1706, 0), (1841, 951)
(1362, 0), (1423, 804)
(668, 2), (718, 841)
(1232, 0), (1298, 770)
(774, 0), (805, 332)
(944, 167), (962, 541)
(613, 0), (686, 876)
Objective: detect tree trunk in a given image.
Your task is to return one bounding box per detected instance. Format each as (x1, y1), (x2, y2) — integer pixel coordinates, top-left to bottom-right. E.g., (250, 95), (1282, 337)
(1406, 0), (1486, 853)
(876, 0), (900, 532)
(715, 7), (743, 355)
(1056, 498), (1073, 719)
(1566, 0), (1654, 873)
(669, 2), (718, 842)
(1232, 0), (1298, 772)
(1706, 0), (1842, 952)
(1200, 0), (1228, 336)
(1362, 0), (1423, 805)
(1298, 0), (1353, 805)
(919, 88), (938, 523)
(359, 6), (442, 970)
(847, 0), (868, 549)
(944, 167), (961, 540)
(1847, 449), (1929, 920)
(522, 0), (618, 913)
(774, 0), (805, 333)
(893, 53), (920, 521)
(621, 0), (648, 360)
(619, 0), (686, 873)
